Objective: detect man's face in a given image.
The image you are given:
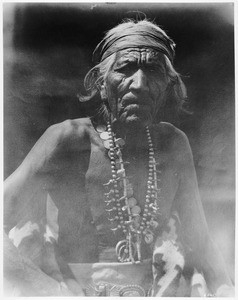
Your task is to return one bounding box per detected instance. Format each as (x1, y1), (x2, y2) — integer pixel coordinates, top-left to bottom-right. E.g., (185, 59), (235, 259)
(103, 48), (169, 126)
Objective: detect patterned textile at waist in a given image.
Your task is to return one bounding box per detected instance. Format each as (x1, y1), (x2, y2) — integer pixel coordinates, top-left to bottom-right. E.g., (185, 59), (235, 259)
(68, 259), (153, 297)
(85, 281), (148, 296)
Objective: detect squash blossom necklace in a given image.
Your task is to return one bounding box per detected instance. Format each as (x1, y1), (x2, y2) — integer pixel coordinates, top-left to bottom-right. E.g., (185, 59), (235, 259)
(97, 122), (161, 263)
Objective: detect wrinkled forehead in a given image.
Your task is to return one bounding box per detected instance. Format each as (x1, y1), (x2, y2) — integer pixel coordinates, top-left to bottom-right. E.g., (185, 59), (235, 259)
(113, 48), (166, 66)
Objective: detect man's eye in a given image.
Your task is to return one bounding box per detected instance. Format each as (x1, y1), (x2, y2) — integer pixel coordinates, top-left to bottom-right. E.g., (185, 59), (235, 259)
(147, 67), (165, 77)
(114, 65), (135, 74)
(147, 67), (160, 74)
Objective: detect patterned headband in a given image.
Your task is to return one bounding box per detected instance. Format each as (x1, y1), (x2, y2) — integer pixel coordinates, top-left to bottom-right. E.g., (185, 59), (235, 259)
(93, 22), (176, 63)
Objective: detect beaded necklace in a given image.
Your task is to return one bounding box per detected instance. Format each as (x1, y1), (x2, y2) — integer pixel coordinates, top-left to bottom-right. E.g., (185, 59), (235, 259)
(96, 122), (161, 263)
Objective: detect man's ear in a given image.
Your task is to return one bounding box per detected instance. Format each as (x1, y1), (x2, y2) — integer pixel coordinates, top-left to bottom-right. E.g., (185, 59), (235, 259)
(100, 84), (108, 101)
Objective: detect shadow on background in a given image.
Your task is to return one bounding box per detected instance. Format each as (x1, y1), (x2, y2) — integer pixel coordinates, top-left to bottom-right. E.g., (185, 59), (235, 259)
(3, 2), (235, 281)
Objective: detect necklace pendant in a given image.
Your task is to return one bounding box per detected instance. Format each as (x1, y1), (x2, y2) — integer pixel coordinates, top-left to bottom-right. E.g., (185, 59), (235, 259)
(136, 234), (142, 262)
(116, 239), (135, 262)
(132, 215), (141, 229)
(131, 205), (141, 215)
(104, 189), (114, 198)
(100, 131), (110, 140)
(103, 179), (115, 187)
(103, 140), (111, 149)
(128, 197), (137, 208)
(115, 138), (125, 147)
(126, 187), (134, 198)
(96, 125), (107, 133)
(117, 168), (125, 177)
(150, 220), (159, 229)
(144, 231), (154, 244)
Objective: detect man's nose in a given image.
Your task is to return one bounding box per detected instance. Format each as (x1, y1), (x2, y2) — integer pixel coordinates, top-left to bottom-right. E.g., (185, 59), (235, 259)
(129, 69), (149, 92)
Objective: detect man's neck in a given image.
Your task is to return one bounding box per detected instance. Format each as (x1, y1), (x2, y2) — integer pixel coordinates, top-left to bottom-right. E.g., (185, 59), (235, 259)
(112, 119), (149, 150)
(91, 114), (153, 150)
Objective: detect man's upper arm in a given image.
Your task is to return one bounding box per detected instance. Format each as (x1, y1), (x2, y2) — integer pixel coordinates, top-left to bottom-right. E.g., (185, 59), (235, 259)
(4, 118), (91, 232)
(171, 128), (209, 254)
(170, 128), (233, 293)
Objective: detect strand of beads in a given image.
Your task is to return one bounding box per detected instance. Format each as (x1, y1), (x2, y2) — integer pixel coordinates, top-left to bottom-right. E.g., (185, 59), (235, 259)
(98, 123), (161, 262)
(116, 133), (135, 262)
(98, 125), (123, 231)
(139, 127), (160, 245)
(105, 123), (128, 235)
(109, 124), (137, 262)
(127, 126), (160, 248)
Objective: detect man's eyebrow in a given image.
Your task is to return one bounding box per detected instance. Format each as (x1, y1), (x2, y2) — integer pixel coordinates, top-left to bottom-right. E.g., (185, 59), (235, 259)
(114, 57), (134, 67)
(148, 61), (165, 69)
(113, 55), (165, 70)
(117, 56), (135, 62)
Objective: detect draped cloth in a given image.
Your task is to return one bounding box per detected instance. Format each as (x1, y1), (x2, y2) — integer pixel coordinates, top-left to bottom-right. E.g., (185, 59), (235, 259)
(68, 260), (208, 297)
(69, 260), (153, 296)
(67, 213), (209, 297)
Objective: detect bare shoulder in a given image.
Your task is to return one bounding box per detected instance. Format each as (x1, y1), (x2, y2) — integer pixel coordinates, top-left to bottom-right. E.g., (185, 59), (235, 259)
(152, 122), (192, 159)
(48, 117), (92, 136)
(154, 122), (188, 142)
(43, 117), (94, 152)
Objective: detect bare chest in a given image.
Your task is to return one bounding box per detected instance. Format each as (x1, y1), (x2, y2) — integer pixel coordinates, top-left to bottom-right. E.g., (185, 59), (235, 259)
(85, 139), (180, 225)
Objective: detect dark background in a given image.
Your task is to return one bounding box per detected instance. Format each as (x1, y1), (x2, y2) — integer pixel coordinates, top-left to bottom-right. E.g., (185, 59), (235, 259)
(3, 3), (235, 281)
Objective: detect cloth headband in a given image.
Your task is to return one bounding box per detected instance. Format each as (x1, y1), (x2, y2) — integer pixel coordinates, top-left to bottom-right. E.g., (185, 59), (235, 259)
(93, 23), (176, 63)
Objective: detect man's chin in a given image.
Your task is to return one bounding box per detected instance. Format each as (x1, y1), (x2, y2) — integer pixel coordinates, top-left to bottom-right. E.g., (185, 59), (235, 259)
(119, 113), (153, 127)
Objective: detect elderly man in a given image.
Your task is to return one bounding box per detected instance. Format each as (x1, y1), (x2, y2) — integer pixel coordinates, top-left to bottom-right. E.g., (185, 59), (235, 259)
(4, 19), (233, 297)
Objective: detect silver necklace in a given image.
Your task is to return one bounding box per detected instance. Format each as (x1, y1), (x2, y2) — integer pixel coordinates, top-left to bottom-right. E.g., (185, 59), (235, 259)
(97, 122), (161, 263)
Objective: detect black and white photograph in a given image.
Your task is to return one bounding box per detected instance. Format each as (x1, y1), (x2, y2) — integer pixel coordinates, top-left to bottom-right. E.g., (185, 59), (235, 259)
(3, 2), (235, 297)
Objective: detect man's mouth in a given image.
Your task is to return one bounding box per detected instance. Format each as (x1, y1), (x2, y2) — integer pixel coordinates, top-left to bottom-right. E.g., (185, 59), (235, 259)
(121, 97), (152, 108)
(123, 103), (149, 110)
(118, 103), (152, 119)
(118, 94), (154, 119)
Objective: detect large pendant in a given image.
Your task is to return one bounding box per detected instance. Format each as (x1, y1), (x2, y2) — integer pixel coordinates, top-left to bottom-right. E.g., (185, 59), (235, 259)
(115, 239), (135, 262)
